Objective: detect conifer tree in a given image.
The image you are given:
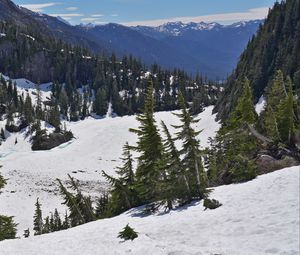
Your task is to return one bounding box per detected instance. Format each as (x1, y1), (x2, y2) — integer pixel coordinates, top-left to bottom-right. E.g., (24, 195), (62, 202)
(277, 81), (295, 144)
(173, 94), (207, 199)
(53, 209), (62, 231)
(161, 121), (191, 203)
(57, 178), (85, 227)
(24, 93), (33, 124)
(0, 216), (17, 241)
(129, 79), (165, 203)
(0, 166), (17, 241)
(33, 198), (43, 235)
(228, 78), (257, 129)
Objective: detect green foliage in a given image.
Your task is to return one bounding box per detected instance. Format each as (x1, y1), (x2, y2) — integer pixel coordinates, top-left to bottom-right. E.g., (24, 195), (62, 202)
(203, 199), (222, 210)
(216, 0), (300, 120)
(118, 224), (138, 241)
(57, 175), (95, 227)
(173, 94), (208, 199)
(129, 79), (165, 203)
(0, 215), (17, 241)
(33, 198), (43, 235)
(211, 79), (259, 184)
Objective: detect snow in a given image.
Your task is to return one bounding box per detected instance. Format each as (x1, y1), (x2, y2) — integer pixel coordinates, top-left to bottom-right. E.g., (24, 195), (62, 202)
(0, 106), (220, 235)
(0, 166), (299, 254)
(255, 96), (266, 115)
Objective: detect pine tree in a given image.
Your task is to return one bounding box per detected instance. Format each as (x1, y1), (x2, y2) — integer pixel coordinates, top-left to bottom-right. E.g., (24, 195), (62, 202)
(129, 79), (165, 203)
(57, 178), (85, 227)
(53, 209), (62, 231)
(173, 94), (207, 199)
(0, 166), (17, 241)
(118, 224), (138, 241)
(161, 121), (191, 203)
(0, 216), (17, 241)
(95, 193), (109, 218)
(62, 211), (70, 229)
(24, 93), (33, 124)
(33, 198), (43, 235)
(267, 70), (287, 113)
(277, 81), (295, 144)
(228, 78), (258, 129)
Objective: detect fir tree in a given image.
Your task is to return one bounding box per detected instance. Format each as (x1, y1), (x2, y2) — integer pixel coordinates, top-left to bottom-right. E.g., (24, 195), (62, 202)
(0, 216), (17, 241)
(173, 94), (208, 199)
(161, 121), (191, 203)
(118, 224), (138, 241)
(277, 81), (295, 144)
(129, 79), (165, 203)
(33, 198), (43, 235)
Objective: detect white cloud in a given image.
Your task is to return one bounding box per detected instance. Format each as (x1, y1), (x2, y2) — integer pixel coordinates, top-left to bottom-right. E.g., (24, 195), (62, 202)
(66, 7), (78, 11)
(81, 17), (100, 22)
(49, 13), (84, 17)
(111, 14), (119, 17)
(122, 7), (269, 27)
(20, 2), (60, 12)
(91, 14), (104, 17)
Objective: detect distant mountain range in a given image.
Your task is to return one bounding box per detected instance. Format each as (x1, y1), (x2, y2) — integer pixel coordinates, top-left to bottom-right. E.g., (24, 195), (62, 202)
(0, 0), (262, 79)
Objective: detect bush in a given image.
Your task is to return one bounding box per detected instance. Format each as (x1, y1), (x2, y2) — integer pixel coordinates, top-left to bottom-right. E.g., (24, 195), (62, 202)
(118, 224), (138, 241)
(203, 199), (222, 210)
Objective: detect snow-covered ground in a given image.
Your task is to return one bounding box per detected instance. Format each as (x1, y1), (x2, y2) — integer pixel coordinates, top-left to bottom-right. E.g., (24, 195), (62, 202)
(0, 166), (299, 255)
(0, 103), (220, 234)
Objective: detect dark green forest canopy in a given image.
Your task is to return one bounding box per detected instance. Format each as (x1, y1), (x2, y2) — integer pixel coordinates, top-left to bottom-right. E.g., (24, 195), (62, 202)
(215, 0), (300, 120)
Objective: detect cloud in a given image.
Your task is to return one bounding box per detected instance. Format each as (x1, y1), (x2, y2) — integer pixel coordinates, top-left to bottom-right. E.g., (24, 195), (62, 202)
(111, 14), (119, 17)
(91, 14), (104, 17)
(81, 17), (100, 22)
(66, 7), (78, 11)
(49, 13), (84, 17)
(122, 7), (269, 27)
(20, 2), (60, 12)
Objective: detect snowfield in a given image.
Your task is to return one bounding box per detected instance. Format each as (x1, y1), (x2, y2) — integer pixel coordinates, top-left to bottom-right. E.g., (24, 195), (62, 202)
(0, 166), (299, 255)
(0, 101), (220, 235)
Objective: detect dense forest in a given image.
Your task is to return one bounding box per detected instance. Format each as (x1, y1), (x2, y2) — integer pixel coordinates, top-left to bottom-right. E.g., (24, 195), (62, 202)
(215, 0), (300, 120)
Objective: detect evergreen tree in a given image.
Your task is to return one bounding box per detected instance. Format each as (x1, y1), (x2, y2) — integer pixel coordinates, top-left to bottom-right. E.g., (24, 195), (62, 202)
(228, 78), (258, 129)
(33, 198), (43, 235)
(118, 224), (138, 241)
(161, 121), (191, 203)
(0, 216), (17, 241)
(173, 94), (208, 199)
(129, 79), (165, 203)
(24, 93), (33, 124)
(277, 81), (295, 144)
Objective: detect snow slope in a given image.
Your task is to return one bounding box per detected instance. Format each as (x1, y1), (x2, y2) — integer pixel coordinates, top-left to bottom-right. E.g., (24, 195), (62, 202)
(1, 166), (299, 255)
(0, 106), (220, 234)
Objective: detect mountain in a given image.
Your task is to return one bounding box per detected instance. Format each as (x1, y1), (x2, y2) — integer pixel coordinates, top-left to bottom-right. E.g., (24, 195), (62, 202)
(133, 20), (262, 79)
(79, 20), (262, 79)
(0, 0), (261, 79)
(215, 0), (300, 120)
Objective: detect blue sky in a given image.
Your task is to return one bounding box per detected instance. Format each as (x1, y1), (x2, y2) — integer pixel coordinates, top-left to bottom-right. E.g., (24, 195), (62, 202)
(13, 0), (278, 26)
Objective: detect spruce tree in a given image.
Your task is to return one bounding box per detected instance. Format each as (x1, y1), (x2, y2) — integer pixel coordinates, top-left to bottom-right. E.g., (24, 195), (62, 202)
(33, 198), (43, 235)
(277, 81), (295, 144)
(129, 79), (165, 203)
(161, 121), (191, 203)
(173, 94), (207, 199)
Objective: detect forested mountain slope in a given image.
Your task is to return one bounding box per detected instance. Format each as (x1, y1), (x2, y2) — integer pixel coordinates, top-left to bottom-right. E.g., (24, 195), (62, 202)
(215, 0), (300, 120)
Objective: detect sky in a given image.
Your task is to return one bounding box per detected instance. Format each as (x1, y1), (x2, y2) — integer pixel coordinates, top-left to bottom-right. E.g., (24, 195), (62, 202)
(13, 0), (278, 26)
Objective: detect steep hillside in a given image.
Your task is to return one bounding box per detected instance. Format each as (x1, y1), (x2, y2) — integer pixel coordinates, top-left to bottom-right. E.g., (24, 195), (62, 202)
(215, 0), (300, 120)
(0, 166), (298, 254)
